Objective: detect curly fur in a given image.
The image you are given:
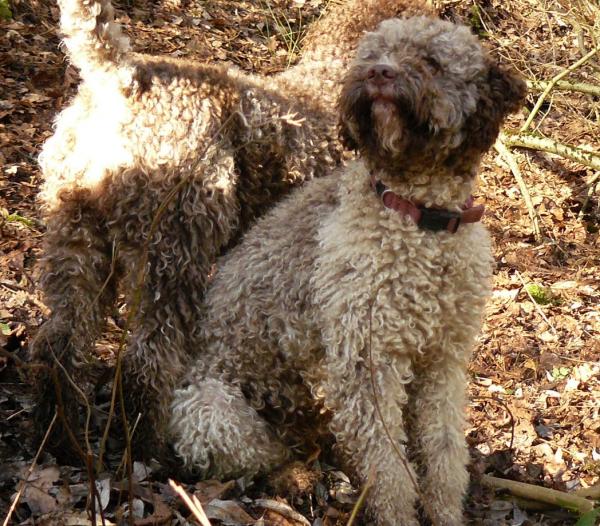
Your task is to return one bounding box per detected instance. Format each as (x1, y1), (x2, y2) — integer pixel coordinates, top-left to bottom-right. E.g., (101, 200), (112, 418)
(169, 16), (526, 526)
(31, 0), (422, 459)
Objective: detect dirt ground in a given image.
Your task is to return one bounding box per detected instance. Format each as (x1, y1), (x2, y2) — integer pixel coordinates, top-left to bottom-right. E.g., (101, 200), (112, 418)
(0, 0), (598, 525)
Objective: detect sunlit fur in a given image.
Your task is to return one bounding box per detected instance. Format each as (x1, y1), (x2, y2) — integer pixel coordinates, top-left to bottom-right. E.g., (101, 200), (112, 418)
(31, 0), (427, 460)
(170, 16), (526, 526)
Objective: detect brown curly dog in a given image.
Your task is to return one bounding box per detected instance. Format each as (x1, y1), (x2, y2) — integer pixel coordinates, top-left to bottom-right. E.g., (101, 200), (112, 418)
(169, 16), (526, 525)
(30, 0), (424, 461)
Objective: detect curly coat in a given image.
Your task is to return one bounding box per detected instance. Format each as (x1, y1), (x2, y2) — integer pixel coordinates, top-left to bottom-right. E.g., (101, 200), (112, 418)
(169, 16), (526, 525)
(31, 0), (424, 459)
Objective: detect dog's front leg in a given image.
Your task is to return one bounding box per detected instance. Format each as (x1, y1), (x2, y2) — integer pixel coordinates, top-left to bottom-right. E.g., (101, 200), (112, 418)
(324, 357), (420, 526)
(170, 377), (291, 478)
(411, 354), (470, 526)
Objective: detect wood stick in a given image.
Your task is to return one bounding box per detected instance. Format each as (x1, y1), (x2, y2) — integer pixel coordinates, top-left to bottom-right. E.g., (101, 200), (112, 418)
(346, 469), (376, 526)
(494, 138), (543, 243)
(575, 483), (600, 500)
(521, 44), (600, 131)
(481, 475), (595, 514)
(169, 479), (212, 526)
(2, 412), (58, 526)
(527, 79), (600, 97)
(500, 132), (600, 172)
(255, 499), (311, 526)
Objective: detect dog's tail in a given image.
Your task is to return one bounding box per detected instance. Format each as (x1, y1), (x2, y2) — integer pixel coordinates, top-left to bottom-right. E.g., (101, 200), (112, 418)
(58, 0), (130, 79)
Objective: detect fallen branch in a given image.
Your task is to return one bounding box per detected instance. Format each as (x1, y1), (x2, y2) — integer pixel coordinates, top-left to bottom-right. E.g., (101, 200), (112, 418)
(346, 469), (376, 526)
(169, 479), (212, 526)
(2, 411), (57, 526)
(575, 483), (600, 500)
(579, 179), (599, 218)
(254, 499), (311, 526)
(481, 474), (595, 514)
(494, 138), (543, 243)
(521, 44), (600, 131)
(500, 132), (600, 172)
(527, 79), (600, 97)
(503, 496), (552, 512)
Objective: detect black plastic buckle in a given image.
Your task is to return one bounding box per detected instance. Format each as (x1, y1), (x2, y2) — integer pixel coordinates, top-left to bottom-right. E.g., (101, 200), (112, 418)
(418, 207), (461, 233)
(374, 180), (387, 198)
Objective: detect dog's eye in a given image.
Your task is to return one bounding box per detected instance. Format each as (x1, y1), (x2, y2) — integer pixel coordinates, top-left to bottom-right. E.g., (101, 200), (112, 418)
(359, 50), (379, 61)
(425, 56), (442, 73)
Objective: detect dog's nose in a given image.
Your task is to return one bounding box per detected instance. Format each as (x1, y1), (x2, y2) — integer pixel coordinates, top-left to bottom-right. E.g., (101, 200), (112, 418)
(367, 65), (397, 84)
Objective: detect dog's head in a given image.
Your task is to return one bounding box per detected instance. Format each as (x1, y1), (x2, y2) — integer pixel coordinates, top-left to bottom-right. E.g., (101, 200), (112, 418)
(338, 16), (526, 172)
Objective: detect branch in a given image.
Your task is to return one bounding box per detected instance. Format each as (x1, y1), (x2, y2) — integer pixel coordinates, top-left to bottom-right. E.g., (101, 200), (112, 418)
(168, 479), (212, 526)
(494, 138), (543, 243)
(500, 132), (600, 173)
(521, 44), (600, 131)
(2, 412), (58, 526)
(575, 483), (600, 500)
(346, 469), (376, 526)
(481, 475), (595, 514)
(527, 79), (600, 97)
(254, 499), (311, 526)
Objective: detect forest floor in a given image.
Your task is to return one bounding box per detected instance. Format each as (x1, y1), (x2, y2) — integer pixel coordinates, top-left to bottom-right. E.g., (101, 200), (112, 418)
(0, 0), (598, 524)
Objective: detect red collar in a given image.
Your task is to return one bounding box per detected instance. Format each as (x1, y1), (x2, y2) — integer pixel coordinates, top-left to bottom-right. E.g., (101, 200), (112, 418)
(370, 175), (485, 233)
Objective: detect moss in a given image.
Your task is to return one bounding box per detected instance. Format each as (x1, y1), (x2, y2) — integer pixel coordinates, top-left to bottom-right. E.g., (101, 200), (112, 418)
(469, 4), (485, 37)
(524, 283), (554, 305)
(0, 0), (12, 20)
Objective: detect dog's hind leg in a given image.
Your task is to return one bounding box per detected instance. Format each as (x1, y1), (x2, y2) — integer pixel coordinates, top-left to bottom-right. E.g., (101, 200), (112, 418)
(120, 159), (240, 457)
(31, 200), (118, 462)
(170, 378), (291, 478)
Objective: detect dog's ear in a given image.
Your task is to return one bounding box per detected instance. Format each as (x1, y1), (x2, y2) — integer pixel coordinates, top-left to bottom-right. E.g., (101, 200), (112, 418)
(337, 76), (361, 152)
(466, 60), (527, 153)
(338, 115), (359, 151)
(486, 60), (527, 117)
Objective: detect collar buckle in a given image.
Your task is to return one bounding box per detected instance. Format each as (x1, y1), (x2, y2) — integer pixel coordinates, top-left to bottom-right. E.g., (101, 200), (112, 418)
(418, 207), (462, 233)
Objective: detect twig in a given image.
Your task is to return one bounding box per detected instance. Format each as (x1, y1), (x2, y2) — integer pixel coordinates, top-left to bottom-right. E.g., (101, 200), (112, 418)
(471, 396), (515, 451)
(254, 499), (311, 526)
(0, 347), (26, 368)
(115, 413), (141, 479)
(494, 139), (543, 243)
(500, 132), (600, 172)
(527, 79), (600, 97)
(579, 179), (599, 218)
(2, 411), (57, 526)
(47, 345), (93, 454)
(503, 495), (552, 512)
(86, 452), (100, 526)
(346, 469), (375, 526)
(575, 483), (600, 500)
(168, 479), (212, 526)
(117, 366), (134, 526)
(44, 366), (87, 464)
(521, 44), (600, 131)
(46, 350), (104, 525)
(48, 348), (103, 526)
(481, 474), (595, 514)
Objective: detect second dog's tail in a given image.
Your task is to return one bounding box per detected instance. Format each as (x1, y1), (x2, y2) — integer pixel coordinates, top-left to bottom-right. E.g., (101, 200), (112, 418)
(58, 0), (130, 79)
